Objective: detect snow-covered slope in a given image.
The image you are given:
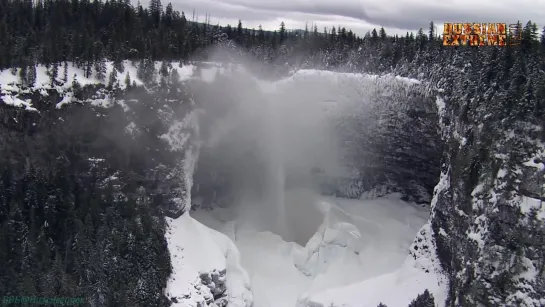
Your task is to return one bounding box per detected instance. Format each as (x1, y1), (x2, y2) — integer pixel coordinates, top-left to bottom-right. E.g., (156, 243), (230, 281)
(0, 61), (194, 111)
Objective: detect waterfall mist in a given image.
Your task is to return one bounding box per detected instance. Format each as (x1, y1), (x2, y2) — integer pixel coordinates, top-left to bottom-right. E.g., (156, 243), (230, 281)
(190, 54), (347, 245)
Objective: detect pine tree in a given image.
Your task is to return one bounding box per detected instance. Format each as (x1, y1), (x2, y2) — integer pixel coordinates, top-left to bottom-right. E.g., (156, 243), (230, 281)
(84, 61), (93, 79)
(279, 21), (286, 43)
(408, 289), (435, 307)
(113, 58), (124, 74)
(428, 21), (435, 41)
(541, 26), (545, 48)
(19, 64), (28, 86)
(379, 27), (387, 40)
(0, 221), (15, 295)
(258, 25), (265, 44)
(170, 67), (180, 84)
(108, 67), (118, 90)
(416, 28), (427, 50)
(72, 73), (82, 98)
(159, 61), (169, 79)
(49, 62), (59, 86)
(149, 0), (162, 26)
(94, 59), (106, 82)
(27, 64), (37, 87)
(137, 58), (156, 85)
(371, 28), (379, 42)
(237, 20), (243, 45)
(7, 199), (28, 283)
(62, 61), (68, 83)
(124, 72), (131, 88)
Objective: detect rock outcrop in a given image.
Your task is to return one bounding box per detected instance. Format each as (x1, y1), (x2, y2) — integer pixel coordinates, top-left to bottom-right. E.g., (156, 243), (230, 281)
(425, 93), (545, 306)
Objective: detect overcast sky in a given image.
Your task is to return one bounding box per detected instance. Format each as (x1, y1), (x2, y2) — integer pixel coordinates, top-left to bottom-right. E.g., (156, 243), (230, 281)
(141, 0), (545, 37)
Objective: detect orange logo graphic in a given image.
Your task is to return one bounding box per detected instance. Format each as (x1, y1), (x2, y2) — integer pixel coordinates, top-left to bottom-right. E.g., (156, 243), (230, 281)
(442, 23), (521, 46)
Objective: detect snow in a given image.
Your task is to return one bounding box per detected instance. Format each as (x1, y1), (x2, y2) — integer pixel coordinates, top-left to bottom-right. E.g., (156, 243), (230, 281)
(523, 148), (545, 171)
(192, 191), (443, 307)
(56, 92), (74, 109)
(303, 260), (444, 307)
(0, 94), (38, 112)
(519, 196), (545, 219)
(160, 120), (192, 152)
(467, 230), (485, 249)
(90, 95), (113, 108)
(165, 214), (252, 307)
(269, 69), (421, 91)
(435, 97), (446, 118)
(199, 65), (224, 83)
(0, 61), (143, 90)
(0, 61), (195, 110)
(124, 122), (139, 137)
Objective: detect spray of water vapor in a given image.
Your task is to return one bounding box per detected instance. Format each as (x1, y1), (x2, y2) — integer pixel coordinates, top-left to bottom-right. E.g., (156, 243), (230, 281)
(191, 49), (347, 245)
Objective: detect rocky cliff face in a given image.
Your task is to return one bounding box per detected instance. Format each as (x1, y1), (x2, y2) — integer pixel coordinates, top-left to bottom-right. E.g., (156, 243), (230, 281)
(0, 82), (193, 216)
(425, 93), (545, 306)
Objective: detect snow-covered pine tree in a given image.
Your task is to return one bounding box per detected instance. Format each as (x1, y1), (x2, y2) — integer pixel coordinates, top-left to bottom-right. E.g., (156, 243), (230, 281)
(113, 57), (124, 74)
(18, 63), (28, 86)
(170, 67), (180, 84)
(408, 289), (435, 307)
(124, 72), (131, 88)
(159, 60), (169, 87)
(84, 61), (93, 79)
(137, 57), (156, 85)
(94, 59), (107, 82)
(71, 73), (82, 98)
(49, 62), (59, 86)
(62, 61), (68, 83)
(108, 67), (118, 90)
(27, 64), (37, 87)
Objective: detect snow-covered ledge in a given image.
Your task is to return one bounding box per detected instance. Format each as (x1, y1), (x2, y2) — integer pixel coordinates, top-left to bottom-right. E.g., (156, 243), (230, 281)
(165, 213), (253, 307)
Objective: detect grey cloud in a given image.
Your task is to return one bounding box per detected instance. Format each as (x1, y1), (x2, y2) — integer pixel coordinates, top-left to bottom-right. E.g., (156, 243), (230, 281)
(150, 0), (545, 34)
(168, 0), (278, 22)
(223, 0), (369, 21)
(216, 0), (542, 30)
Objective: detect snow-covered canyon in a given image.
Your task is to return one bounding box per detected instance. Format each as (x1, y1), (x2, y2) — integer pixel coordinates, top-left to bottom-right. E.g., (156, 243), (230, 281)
(2, 48), (544, 306)
(0, 61), (447, 307)
(164, 63), (447, 307)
